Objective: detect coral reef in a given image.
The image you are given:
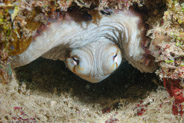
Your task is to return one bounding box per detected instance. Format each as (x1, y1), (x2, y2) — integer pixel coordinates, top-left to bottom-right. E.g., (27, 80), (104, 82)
(1, 0), (184, 122)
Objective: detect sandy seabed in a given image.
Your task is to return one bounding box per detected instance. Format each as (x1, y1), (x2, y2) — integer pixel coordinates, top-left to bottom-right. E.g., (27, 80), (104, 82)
(0, 58), (183, 123)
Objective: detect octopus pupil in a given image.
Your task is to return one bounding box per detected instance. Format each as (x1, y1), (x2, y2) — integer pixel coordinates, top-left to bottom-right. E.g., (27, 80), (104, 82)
(72, 57), (79, 65)
(113, 53), (117, 60)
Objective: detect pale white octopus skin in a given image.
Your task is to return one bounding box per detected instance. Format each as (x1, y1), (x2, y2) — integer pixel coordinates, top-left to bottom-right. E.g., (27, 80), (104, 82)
(11, 9), (156, 83)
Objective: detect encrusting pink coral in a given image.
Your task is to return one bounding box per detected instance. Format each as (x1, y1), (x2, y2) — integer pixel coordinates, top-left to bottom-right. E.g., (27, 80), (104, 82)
(163, 78), (184, 116)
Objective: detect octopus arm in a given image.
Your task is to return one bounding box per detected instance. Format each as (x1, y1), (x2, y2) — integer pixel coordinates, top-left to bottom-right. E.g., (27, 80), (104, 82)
(12, 9), (157, 73)
(11, 19), (95, 68)
(100, 9), (157, 73)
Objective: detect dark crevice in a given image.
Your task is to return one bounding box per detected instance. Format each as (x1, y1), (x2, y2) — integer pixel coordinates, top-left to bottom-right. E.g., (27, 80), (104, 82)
(15, 58), (160, 105)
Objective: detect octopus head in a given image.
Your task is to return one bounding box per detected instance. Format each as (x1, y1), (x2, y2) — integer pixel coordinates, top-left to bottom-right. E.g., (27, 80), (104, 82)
(66, 41), (122, 83)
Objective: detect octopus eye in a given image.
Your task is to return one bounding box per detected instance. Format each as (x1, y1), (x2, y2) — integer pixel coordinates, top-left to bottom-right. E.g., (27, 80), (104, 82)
(113, 53), (118, 61)
(72, 56), (79, 66)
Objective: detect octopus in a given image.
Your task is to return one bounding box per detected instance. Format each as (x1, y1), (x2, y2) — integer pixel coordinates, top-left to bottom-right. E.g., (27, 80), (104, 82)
(11, 8), (157, 83)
